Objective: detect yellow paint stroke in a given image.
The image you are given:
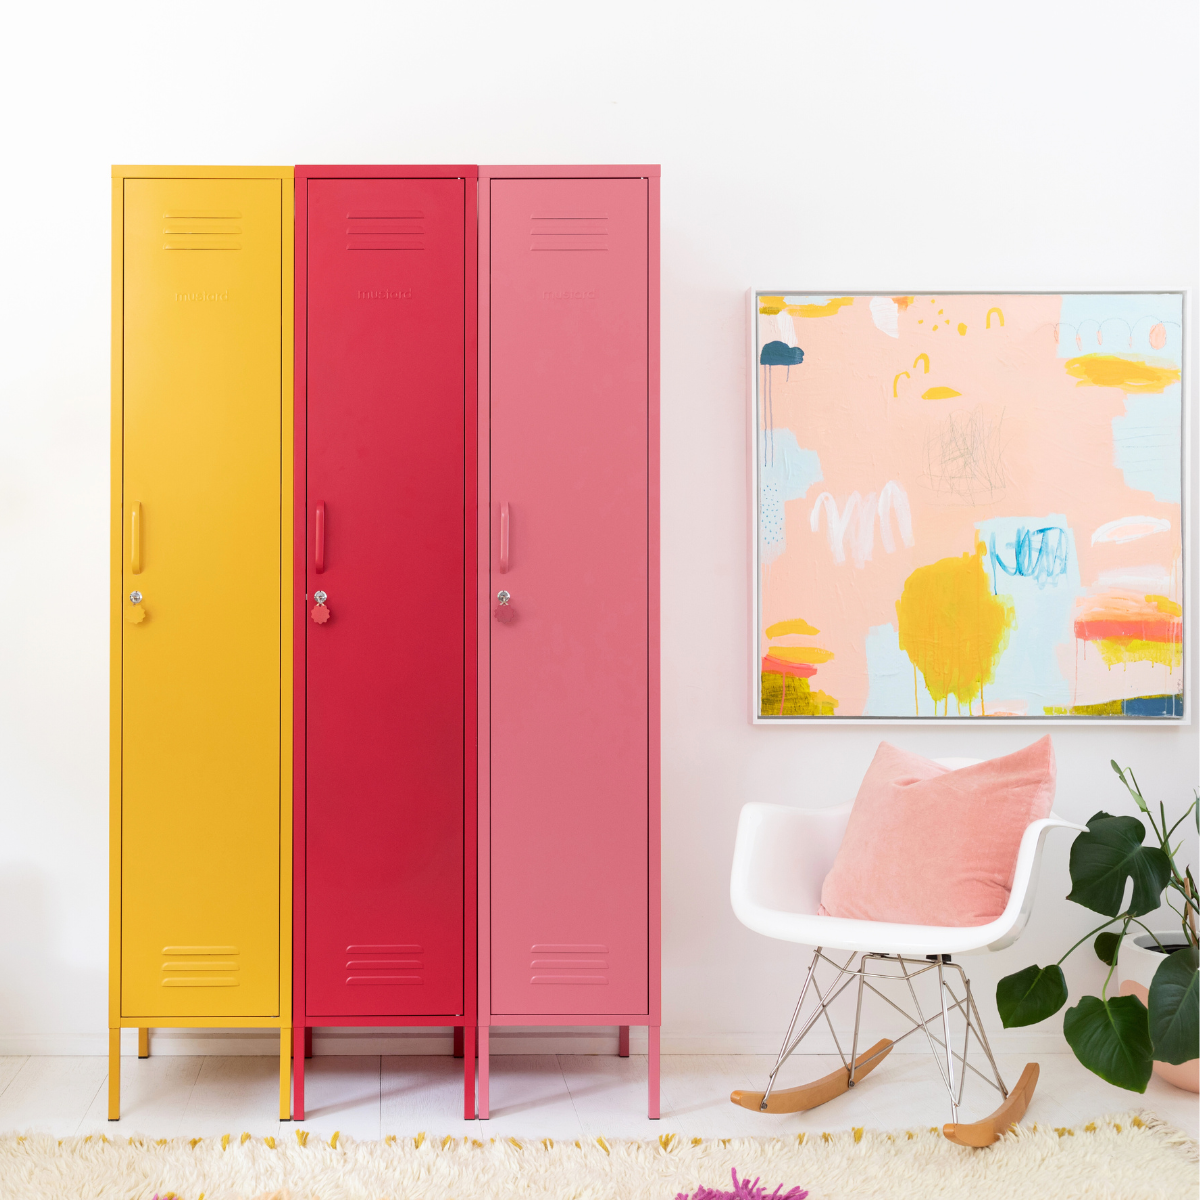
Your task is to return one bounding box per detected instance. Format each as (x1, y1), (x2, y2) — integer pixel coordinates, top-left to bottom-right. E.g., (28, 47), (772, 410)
(922, 386), (961, 399)
(1095, 637), (1182, 669)
(957, 323), (967, 335)
(765, 617), (820, 638)
(758, 296), (786, 314)
(892, 371), (910, 397)
(896, 540), (1016, 712)
(1045, 700), (1124, 716)
(760, 672), (838, 717)
(913, 353), (930, 373)
(1147, 594), (1182, 617)
(785, 297), (854, 318)
(767, 646), (835, 665)
(893, 296), (914, 311)
(1063, 354), (1181, 394)
(986, 307), (1005, 329)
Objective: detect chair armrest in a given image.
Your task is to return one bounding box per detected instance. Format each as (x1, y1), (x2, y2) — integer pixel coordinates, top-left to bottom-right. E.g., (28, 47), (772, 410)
(730, 802), (853, 926)
(986, 812), (1087, 951)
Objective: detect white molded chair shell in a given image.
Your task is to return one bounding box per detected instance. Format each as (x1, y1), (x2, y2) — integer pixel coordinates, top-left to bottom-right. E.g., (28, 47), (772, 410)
(729, 758), (1085, 958)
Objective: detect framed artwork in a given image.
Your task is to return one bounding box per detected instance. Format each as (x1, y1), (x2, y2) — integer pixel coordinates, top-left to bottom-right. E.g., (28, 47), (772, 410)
(750, 291), (1185, 722)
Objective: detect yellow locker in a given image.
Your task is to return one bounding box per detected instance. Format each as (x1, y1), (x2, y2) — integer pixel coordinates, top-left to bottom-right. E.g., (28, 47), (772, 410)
(110, 166), (293, 1120)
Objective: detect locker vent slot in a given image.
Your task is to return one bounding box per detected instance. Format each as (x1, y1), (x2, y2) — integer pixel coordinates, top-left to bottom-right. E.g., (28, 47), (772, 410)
(347, 211), (424, 251)
(529, 943), (609, 985)
(160, 944), (240, 987)
(345, 943), (424, 985)
(530, 216), (608, 252)
(162, 211), (242, 251)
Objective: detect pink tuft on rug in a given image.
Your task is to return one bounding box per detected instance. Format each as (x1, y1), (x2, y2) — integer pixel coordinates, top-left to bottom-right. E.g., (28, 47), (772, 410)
(677, 1168), (808, 1200)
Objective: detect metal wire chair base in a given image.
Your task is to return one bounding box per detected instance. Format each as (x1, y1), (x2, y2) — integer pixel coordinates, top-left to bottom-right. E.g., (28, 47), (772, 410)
(758, 947), (1009, 1121)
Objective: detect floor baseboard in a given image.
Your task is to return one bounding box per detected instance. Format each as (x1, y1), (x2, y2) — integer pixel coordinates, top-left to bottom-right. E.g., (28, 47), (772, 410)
(0, 1027), (1070, 1057)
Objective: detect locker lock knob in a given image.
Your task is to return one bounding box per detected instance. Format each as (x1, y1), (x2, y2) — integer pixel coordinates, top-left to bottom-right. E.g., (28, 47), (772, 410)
(311, 590), (331, 625)
(129, 590), (142, 604)
(493, 590), (515, 625)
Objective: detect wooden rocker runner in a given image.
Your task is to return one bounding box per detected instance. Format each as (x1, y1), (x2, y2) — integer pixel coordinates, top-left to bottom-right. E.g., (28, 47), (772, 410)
(727, 948), (1042, 1145)
(727, 757), (1082, 1146)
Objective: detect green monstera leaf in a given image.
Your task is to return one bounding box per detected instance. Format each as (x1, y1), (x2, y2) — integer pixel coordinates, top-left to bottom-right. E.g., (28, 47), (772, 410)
(1067, 812), (1171, 917)
(1063, 994), (1153, 1092)
(996, 964), (1068, 1028)
(1094, 931), (1122, 966)
(1148, 945), (1200, 1066)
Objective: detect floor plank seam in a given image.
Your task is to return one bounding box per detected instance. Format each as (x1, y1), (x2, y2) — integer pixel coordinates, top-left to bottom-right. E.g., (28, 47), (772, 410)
(0, 1059), (29, 1104)
(556, 1053), (591, 1136)
(75, 1074), (108, 1137)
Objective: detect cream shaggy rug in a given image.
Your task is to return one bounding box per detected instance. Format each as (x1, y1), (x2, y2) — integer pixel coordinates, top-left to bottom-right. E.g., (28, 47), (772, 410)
(0, 1114), (1195, 1200)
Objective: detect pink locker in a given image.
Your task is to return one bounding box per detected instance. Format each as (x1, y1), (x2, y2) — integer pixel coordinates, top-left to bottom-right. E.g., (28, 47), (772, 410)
(477, 167), (661, 1118)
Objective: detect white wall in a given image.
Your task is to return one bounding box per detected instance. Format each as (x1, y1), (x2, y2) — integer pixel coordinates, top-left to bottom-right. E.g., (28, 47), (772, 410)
(0, 0), (1195, 1055)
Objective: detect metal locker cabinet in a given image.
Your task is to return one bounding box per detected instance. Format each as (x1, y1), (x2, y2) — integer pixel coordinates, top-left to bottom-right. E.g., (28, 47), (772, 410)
(293, 167), (477, 1120)
(477, 167), (661, 1118)
(109, 166), (294, 1120)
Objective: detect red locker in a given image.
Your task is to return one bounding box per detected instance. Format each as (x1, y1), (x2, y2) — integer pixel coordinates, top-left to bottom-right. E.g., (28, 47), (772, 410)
(294, 167), (477, 1119)
(477, 167), (661, 1118)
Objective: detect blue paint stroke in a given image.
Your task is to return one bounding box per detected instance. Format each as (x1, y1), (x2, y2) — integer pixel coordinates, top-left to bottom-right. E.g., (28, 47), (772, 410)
(1122, 694), (1183, 717)
(977, 514), (1078, 715)
(760, 340), (805, 366)
(1056, 294), (1183, 366)
(759, 429), (822, 565)
(864, 623), (937, 716)
(1112, 385), (1181, 503)
(987, 526), (1069, 591)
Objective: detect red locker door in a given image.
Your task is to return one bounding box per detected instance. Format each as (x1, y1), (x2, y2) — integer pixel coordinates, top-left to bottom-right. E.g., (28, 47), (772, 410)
(305, 178), (466, 1017)
(489, 178), (649, 1015)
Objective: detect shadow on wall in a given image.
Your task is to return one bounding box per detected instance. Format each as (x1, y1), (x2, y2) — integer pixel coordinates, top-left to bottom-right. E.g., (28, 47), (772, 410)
(0, 862), (106, 1049)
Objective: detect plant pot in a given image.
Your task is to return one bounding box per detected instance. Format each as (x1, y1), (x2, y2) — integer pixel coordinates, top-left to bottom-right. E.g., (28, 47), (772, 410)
(1116, 930), (1199, 1092)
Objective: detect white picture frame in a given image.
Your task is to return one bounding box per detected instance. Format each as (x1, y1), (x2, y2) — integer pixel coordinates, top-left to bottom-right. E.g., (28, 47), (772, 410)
(748, 289), (1190, 724)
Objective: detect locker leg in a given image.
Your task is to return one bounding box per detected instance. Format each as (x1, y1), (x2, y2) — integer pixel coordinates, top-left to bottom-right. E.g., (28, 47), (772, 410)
(305, 1026), (313, 1060)
(138, 1028), (150, 1058)
(648, 1026), (660, 1120)
(293, 1026), (305, 1120)
(279, 1028), (292, 1120)
(478, 1026), (489, 1120)
(107, 1028), (120, 1120)
(618, 1025), (629, 1057)
(462, 1026), (475, 1118)
(453, 1026), (464, 1058)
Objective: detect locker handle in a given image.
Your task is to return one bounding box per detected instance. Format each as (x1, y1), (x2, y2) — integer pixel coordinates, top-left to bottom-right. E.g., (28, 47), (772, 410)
(314, 502), (325, 574)
(499, 502), (509, 574)
(130, 501), (142, 575)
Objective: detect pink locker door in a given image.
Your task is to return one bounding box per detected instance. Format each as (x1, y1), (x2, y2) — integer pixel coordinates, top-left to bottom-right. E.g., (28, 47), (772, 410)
(490, 178), (649, 1015)
(305, 178), (466, 1017)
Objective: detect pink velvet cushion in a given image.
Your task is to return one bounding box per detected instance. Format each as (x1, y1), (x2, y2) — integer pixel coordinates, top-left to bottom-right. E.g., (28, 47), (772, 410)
(818, 737), (1056, 927)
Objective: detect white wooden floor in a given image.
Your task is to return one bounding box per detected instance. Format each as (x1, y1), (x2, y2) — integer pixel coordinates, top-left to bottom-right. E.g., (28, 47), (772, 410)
(0, 1053), (1194, 1142)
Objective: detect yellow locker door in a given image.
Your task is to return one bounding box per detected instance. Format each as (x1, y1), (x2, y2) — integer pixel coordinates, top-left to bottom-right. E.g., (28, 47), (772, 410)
(121, 178), (282, 1018)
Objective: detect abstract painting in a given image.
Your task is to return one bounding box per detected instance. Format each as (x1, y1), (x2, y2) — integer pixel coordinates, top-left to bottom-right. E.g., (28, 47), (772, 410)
(752, 292), (1184, 720)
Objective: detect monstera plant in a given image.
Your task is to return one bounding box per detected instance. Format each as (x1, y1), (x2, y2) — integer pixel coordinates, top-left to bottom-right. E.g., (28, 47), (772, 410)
(996, 762), (1199, 1091)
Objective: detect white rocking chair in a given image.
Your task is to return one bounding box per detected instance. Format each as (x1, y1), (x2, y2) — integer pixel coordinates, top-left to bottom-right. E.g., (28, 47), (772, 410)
(728, 757), (1084, 1146)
